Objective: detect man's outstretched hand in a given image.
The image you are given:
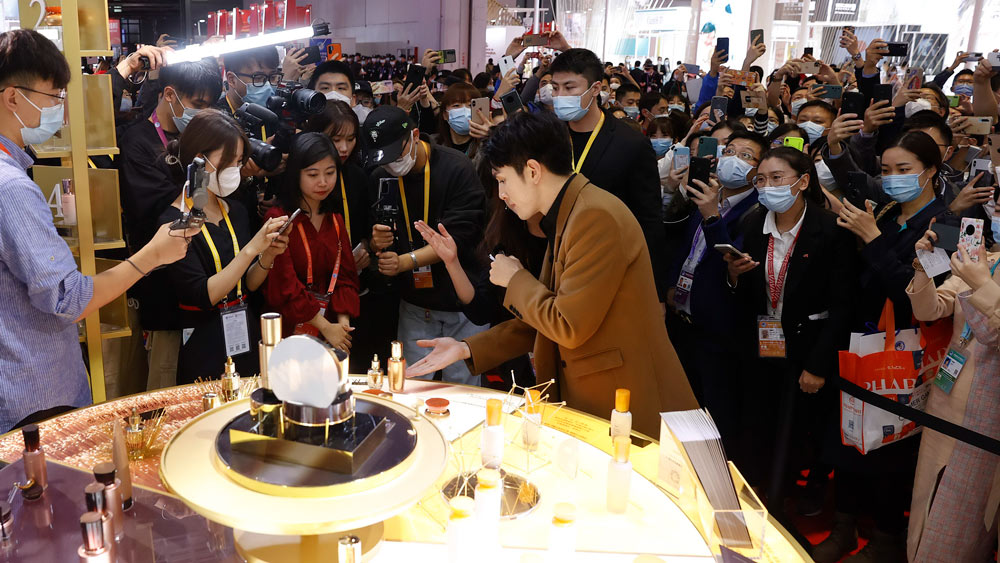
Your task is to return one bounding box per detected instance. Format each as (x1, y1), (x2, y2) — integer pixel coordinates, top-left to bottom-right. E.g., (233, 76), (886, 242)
(405, 337), (471, 378)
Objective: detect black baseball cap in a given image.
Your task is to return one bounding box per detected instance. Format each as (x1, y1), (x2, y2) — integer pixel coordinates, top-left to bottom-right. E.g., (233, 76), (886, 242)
(361, 106), (414, 167)
(354, 80), (373, 97)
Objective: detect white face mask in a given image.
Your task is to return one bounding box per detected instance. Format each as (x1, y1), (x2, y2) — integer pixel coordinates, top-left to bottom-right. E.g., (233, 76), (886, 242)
(353, 103), (372, 124)
(904, 98), (933, 118)
(325, 90), (352, 105)
(385, 133), (418, 176)
(610, 82), (620, 91)
(206, 160), (241, 197)
(537, 83), (554, 105)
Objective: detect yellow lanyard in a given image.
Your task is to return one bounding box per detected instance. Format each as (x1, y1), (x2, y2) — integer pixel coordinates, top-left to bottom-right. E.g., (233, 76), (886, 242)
(397, 141), (431, 245)
(340, 174), (351, 244)
(570, 111), (605, 174)
(187, 197), (242, 299)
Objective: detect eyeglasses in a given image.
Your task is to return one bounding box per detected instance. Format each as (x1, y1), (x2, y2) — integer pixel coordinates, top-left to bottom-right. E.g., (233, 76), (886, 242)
(236, 72), (284, 87)
(722, 146), (759, 164)
(753, 174), (801, 189)
(15, 86), (66, 102)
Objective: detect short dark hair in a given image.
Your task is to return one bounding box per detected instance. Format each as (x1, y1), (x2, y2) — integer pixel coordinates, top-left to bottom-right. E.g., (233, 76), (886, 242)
(278, 132), (342, 215)
(767, 122), (809, 146)
(0, 29), (70, 90)
(954, 69), (974, 84)
(904, 110), (953, 146)
(549, 48), (604, 85)
(616, 83), (641, 99)
(646, 117), (677, 139)
(308, 60), (354, 91)
(710, 118), (747, 136)
(797, 100), (836, 120)
(638, 91), (668, 112)
(222, 46), (279, 74)
(920, 83), (949, 113)
(725, 129), (768, 158)
(480, 111), (573, 176)
(453, 68), (473, 82)
(472, 72), (491, 89)
(159, 59), (223, 103)
(166, 109), (248, 185)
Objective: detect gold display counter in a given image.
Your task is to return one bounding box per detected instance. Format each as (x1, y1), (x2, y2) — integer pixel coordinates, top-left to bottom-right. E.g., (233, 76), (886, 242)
(0, 379), (813, 562)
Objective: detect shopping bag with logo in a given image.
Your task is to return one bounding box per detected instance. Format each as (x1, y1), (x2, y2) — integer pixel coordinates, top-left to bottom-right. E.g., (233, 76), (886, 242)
(838, 300), (952, 454)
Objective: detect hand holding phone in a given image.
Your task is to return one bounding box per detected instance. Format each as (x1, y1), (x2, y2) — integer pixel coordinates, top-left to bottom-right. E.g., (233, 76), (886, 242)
(277, 208), (303, 236)
(958, 217), (985, 262)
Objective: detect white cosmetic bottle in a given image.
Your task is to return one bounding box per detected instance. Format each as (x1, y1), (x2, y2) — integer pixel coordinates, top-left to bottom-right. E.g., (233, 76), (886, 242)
(475, 468), (502, 554)
(606, 435), (632, 514)
(610, 388), (632, 440)
(481, 398), (504, 469)
(521, 388), (542, 451)
(446, 496), (476, 563)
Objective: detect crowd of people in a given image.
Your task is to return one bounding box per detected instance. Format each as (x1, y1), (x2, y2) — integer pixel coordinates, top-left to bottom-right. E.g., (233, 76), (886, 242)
(3, 22), (1000, 563)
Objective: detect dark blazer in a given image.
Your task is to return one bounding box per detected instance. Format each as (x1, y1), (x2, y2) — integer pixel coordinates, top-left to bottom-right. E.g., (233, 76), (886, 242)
(574, 112), (669, 300)
(732, 204), (858, 378)
(465, 174), (698, 436)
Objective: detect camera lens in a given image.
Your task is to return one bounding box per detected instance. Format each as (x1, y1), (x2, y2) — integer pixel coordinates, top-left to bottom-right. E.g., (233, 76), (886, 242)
(291, 88), (326, 115)
(249, 138), (282, 172)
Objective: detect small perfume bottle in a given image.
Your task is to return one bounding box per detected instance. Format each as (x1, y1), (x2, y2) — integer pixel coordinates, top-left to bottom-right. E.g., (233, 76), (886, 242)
(221, 357), (241, 402)
(61, 179), (77, 226)
(481, 398), (504, 469)
(474, 468), (503, 552)
(522, 388), (542, 451)
(610, 388), (632, 440)
(446, 496), (476, 563)
(83, 483), (114, 555)
(606, 435), (632, 514)
(367, 355), (384, 390)
(387, 341), (406, 393)
(92, 463), (124, 541)
(21, 424), (47, 492)
(548, 502), (577, 558)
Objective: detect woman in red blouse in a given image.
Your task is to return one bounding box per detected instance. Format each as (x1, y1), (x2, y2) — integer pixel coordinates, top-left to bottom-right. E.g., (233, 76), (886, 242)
(264, 133), (360, 350)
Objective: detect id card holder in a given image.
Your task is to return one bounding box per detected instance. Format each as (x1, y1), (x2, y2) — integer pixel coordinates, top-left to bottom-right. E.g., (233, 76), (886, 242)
(294, 291), (330, 337)
(934, 348), (967, 394)
(221, 303), (251, 357)
(413, 265), (434, 289)
(757, 315), (786, 358)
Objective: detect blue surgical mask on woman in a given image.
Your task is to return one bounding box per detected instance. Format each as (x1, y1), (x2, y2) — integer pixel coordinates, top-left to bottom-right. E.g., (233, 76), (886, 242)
(651, 138), (673, 157)
(757, 177), (803, 213)
(667, 103), (685, 113)
(766, 121), (779, 135)
(717, 156), (755, 189)
(799, 120), (826, 144)
(882, 170), (928, 203)
(553, 88), (595, 122)
(447, 106), (472, 136)
(954, 83), (974, 97)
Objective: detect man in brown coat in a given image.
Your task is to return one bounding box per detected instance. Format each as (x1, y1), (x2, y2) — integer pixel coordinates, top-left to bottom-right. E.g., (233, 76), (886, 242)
(406, 111), (697, 436)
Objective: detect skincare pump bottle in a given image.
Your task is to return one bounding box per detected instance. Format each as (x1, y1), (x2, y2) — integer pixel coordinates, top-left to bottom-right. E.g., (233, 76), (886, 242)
(77, 512), (113, 563)
(522, 388), (542, 451)
(61, 179), (77, 227)
(221, 357), (241, 402)
(92, 463), (124, 541)
(446, 496), (476, 563)
(548, 503), (578, 558)
(112, 418), (133, 509)
(606, 435), (632, 514)
(84, 483), (114, 554)
(481, 398), (504, 469)
(475, 468), (503, 552)
(367, 355), (384, 390)
(610, 388), (632, 440)
(388, 341), (406, 393)
(21, 424), (47, 492)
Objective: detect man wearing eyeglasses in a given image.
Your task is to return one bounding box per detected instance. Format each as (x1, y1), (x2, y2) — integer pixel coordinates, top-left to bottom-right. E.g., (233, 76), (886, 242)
(0, 30), (196, 432)
(664, 129), (767, 452)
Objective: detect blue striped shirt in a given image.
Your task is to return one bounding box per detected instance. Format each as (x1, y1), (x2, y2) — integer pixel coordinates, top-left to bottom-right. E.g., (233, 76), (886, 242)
(0, 134), (92, 431)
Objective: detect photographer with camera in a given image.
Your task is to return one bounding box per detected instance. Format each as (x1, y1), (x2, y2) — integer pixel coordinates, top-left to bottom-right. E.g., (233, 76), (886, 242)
(0, 30), (199, 431)
(117, 58), (223, 390)
(363, 106), (486, 386)
(159, 109), (290, 384)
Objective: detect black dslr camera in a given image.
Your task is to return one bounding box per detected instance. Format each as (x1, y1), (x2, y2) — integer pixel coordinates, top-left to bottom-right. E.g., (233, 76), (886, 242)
(169, 157), (208, 231)
(373, 178), (400, 253)
(265, 81), (327, 153)
(234, 102), (283, 172)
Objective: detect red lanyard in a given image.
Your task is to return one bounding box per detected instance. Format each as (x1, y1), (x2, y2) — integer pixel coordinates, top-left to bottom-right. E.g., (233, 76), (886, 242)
(296, 215), (343, 295)
(766, 229), (801, 311)
(0, 144), (10, 156)
(150, 109), (170, 148)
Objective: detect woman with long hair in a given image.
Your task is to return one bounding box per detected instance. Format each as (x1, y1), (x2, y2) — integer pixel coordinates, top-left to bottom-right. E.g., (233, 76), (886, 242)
(262, 133), (360, 350)
(160, 109), (289, 383)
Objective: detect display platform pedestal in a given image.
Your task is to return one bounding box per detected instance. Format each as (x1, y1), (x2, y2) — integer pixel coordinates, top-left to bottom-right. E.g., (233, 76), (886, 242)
(234, 522), (384, 563)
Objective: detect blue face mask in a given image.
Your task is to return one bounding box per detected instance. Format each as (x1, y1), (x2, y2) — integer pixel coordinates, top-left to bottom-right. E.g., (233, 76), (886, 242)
(757, 178), (803, 213)
(717, 156), (755, 189)
(242, 81), (274, 107)
(447, 107), (471, 136)
(651, 138), (673, 157)
(882, 171), (927, 203)
(553, 89), (595, 122)
(15, 90), (62, 145)
(798, 120), (826, 144)
(169, 94), (199, 133)
(954, 83), (974, 97)
(766, 121), (779, 135)
(790, 98), (807, 116)
(667, 103), (686, 113)
(623, 106), (640, 120)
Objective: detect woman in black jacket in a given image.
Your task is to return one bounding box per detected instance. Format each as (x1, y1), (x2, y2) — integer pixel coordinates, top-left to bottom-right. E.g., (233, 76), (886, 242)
(725, 146), (858, 515)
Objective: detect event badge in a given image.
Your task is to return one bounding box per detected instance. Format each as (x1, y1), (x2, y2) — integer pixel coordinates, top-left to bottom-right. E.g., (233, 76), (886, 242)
(934, 348), (966, 394)
(757, 316), (786, 358)
(413, 265), (434, 289)
(221, 303), (251, 357)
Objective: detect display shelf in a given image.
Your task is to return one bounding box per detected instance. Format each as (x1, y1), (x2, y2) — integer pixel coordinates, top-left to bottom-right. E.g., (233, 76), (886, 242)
(28, 75), (118, 156)
(72, 257), (131, 341)
(33, 146), (120, 158)
(77, 0), (111, 53)
(35, 165), (125, 246)
(79, 49), (113, 57)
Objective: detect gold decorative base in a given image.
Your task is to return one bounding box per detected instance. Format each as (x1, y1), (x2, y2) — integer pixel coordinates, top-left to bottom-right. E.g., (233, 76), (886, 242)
(234, 521), (384, 562)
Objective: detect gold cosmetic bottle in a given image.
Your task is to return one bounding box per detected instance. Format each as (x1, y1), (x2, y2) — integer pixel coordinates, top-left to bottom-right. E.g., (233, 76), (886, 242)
(84, 483), (114, 555)
(387, 341), (406, 393)
(21, 424), (47, 492)
(367, 355), (384, 390)
(221, 357), (241, 403)
(77, 512), (113, 563)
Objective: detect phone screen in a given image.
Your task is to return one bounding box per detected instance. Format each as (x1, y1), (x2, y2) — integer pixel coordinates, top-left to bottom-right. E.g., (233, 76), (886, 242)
(715, 38), (729, 62)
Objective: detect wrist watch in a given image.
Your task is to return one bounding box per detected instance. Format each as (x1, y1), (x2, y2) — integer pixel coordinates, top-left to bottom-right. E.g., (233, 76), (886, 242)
(702, 215), (720, 226)
(852, 53), (862, 61)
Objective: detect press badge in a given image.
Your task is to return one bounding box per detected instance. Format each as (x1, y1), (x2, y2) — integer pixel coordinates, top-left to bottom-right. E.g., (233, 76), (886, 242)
(758, 316), (786, 358)
(413, 265), (434, 289)
(221, 304), (251, 356)
(934, 349), (966, 394)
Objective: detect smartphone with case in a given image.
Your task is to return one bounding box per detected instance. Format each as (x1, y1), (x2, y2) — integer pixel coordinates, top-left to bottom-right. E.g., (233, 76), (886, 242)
(710, 96), (728, 122)
(948, 95), (960, 108)
(697, 136), (718, 159)
(437, 49), (457, 64)
(673, 145), (691, 169)
(989, 52), (1000, 67)
(968, 117), (994, 136)
(716, 38), (729, 62)
(714, 244), (748, 259)
(972, 158), (994, 187)
(886, 42), (909, 57)
(471, 97), (489, 125)
(783, 136), (805, 152)
(959, 218), (985, 262)
(499, 55), (516, 77)
(684, 63), (701, 75)
(873, 84), (894, 105)
(842, 91), (866, 117)
(964, 52), (984, 63)
(689, 156), (712, 186)
(522, 34), (549, 47)
(818, 84), (844, 99)
(404, 64), (426, 91)
(750, 29), (764, 47)
(499, 89), (523, 115)
(800, 61), (822, 74)
(300, 45), (321, 66)
(845, 171), (868, 207)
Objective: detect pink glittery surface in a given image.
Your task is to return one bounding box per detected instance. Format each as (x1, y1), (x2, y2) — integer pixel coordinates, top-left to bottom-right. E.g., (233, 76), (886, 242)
(0, 382), (222, 492)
